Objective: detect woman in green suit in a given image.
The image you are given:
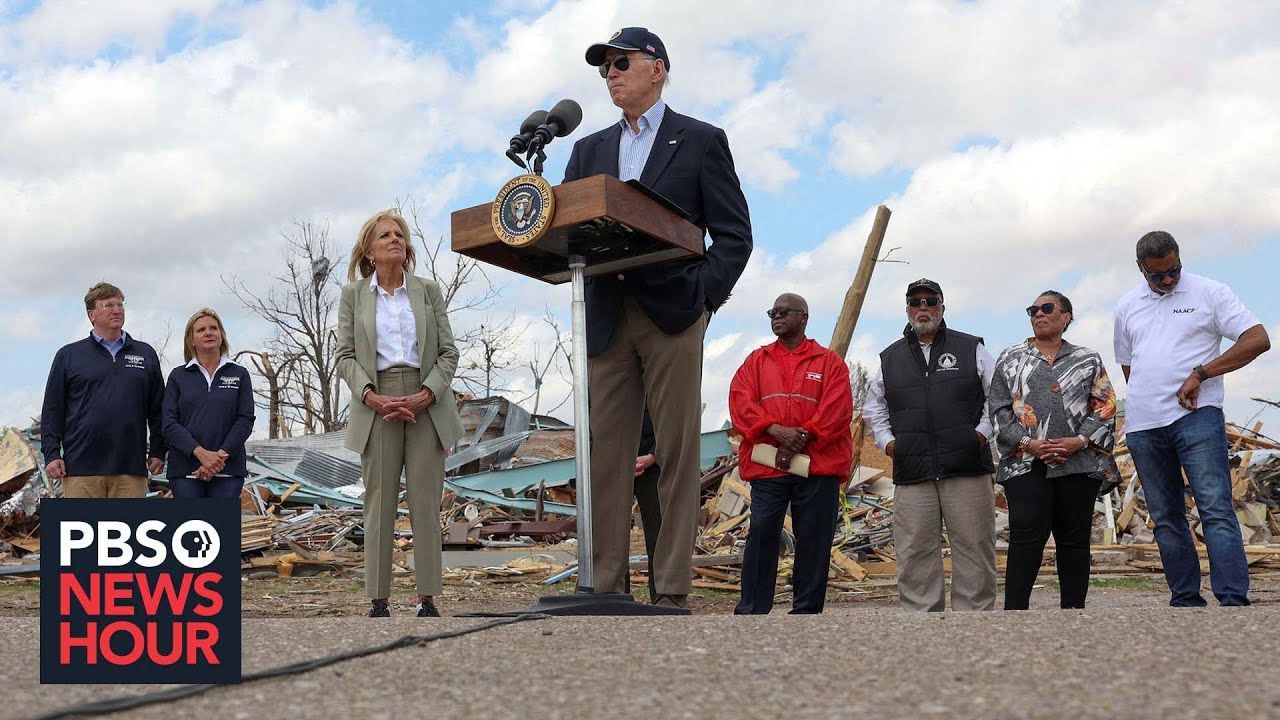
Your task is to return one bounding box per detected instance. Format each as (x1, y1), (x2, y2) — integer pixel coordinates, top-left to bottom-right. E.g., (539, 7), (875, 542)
(336, 209), (464, 617)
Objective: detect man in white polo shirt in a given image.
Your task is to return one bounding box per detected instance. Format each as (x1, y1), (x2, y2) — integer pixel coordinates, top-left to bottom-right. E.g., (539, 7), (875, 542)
(1114, 230), (1271, 607)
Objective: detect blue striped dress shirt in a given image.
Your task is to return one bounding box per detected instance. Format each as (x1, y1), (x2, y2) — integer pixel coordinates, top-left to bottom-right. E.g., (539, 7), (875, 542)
(617, 99), (667, 181)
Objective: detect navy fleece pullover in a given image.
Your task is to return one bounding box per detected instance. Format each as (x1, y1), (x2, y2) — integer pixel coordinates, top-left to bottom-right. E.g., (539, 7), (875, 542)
(162, 360), (255, 479)
(41, 334), (167, 476)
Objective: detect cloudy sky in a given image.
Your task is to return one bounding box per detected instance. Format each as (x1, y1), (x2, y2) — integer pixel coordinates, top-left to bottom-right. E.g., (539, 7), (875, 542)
(3, 0), (1279, 438)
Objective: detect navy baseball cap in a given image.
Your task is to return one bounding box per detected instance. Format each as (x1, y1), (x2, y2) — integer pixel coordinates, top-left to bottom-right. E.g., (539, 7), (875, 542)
(585, 27), (670, 70)
(906, 278), (943, 296)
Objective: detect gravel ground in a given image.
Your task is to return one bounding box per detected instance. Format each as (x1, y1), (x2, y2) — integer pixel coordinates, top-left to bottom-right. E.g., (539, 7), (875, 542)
(4, 576), (1279, 720)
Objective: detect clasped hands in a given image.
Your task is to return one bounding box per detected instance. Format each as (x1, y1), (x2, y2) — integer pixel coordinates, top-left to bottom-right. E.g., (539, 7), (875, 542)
(1025, 435), (1088, 466)
(192, 447), (228, 481)
(364, 387), (436, 424)
(766, 423), (810, 471)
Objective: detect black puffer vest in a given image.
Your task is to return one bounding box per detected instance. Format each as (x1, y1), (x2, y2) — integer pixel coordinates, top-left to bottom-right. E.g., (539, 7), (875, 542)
(880, 322), (993, 484)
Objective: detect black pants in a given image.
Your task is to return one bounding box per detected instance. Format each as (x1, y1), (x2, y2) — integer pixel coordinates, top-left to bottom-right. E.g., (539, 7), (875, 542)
(1003, 462), (1101, 610)
(633, 465), (663, 598)
(735, 474), (840, 615)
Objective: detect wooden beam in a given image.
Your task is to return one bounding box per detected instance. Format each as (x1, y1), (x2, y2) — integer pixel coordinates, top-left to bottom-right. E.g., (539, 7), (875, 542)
(829, 205), (892, 359)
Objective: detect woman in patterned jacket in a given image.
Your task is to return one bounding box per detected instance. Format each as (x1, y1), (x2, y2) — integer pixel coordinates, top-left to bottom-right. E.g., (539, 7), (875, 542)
(989, 291), (1118, 610)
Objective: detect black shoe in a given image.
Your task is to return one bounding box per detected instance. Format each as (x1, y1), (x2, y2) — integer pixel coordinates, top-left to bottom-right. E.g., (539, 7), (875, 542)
(416, 600), (440, 617)
(369, 601), (390, 617)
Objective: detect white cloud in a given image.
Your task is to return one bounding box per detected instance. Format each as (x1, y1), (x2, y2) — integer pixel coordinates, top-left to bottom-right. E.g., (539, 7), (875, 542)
(4, 0), (1280, 438)
(0, 0), (222, 62)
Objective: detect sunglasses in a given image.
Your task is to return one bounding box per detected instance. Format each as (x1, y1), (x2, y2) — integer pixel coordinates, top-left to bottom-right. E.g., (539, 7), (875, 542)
(1142, 264), (1182, 282)
(598, 54), (651, 78)
(907, 297), (941, 308)
(1025, 302), (1060, 318)
(766, 307), (807, 319)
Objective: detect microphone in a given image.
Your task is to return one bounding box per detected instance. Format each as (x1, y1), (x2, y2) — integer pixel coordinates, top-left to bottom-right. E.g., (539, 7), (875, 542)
(506, 109), (548, 169)
(528, 99), (583, 152)
(508, 109), (548, 154)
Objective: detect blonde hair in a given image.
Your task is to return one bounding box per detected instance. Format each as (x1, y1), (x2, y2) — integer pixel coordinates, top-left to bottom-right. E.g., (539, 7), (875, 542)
(183, 307), (231, 363)
(347, 209), (416, 281)
(84, 282), (124, 312)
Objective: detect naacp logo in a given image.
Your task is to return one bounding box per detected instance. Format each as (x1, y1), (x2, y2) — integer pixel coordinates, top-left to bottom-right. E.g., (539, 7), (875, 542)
(491, 174), (555, 248)
(937, 353), (959, 371)
(1173, 307), (1196, 314)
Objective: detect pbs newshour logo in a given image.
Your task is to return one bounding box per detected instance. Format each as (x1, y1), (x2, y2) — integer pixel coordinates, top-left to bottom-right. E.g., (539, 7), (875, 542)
(40, 499), (241, 684)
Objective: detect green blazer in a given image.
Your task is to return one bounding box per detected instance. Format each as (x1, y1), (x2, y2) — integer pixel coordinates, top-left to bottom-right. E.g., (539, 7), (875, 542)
(336, 273), (465, 454)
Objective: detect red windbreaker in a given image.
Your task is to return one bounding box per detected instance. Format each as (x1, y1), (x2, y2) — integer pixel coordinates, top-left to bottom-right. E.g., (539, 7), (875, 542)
(729, 337), (854, 481)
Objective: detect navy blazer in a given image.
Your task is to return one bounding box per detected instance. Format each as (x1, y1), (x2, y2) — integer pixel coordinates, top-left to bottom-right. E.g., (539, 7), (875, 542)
(562, 107), (753, 356)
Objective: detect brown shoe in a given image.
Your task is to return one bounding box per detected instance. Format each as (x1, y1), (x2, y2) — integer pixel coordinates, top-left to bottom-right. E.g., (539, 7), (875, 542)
(652, 593), (689, 609)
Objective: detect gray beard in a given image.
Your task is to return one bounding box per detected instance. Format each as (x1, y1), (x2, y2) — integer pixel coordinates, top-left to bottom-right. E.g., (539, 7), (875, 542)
(910, 318), (941, 337)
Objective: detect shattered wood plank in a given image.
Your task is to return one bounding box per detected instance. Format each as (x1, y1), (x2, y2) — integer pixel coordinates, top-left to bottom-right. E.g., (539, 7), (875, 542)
(829, 549), (869, 581)
(1116, 496), (1140, 533)
(278, 482), (303, 503)
(860, 561), (898, 578)
(706, 512), (748, 536)
(691, 579), (741, 591)
(1232, 448), (1254, 500)
(1227, 423), (1279, 450)
(693, 567), (735, 581)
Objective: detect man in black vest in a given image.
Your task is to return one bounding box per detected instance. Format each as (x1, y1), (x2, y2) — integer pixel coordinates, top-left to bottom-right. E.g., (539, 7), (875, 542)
(864, 279), (997, 611)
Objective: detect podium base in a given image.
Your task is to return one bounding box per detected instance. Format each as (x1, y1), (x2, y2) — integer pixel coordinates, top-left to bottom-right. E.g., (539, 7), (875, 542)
(526, 591), (691, 616)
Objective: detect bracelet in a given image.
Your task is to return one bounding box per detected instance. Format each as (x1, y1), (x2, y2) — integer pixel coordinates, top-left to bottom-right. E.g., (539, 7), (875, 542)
(361, 385), (373, 404)
(1018, 436), (1032, 450)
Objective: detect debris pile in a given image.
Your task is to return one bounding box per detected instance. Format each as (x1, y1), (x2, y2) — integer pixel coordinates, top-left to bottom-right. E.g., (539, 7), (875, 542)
(5, 401), (1280, 591)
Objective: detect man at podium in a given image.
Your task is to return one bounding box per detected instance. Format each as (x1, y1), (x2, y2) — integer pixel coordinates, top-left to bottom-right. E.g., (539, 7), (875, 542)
(563, 27), (753, 608)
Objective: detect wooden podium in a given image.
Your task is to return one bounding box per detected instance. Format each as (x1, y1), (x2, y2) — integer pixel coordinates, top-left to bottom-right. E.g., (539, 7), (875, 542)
(450, 174), (703, 615)
(451, 174), (704, 283)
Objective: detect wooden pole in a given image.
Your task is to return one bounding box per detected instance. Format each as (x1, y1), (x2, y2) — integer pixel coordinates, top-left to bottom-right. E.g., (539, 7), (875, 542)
(829, 205), (892, 359)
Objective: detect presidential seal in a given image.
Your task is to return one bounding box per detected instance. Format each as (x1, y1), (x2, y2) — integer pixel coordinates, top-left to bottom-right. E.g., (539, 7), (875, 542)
(491, 174), (555, 247)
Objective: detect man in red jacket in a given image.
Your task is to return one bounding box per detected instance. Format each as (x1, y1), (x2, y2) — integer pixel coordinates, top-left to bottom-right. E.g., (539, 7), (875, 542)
(729, 293), (853, 614)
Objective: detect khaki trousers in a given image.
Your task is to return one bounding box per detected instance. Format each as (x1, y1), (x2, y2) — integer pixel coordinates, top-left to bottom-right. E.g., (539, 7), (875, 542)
(361, 368), (445, 599)
(587, 297), (706, 595)
(63, 474), (148, 499)
(893, 473), (997, 612)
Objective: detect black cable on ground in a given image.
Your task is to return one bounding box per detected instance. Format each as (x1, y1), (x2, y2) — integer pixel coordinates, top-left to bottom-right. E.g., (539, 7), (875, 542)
(25, 613), (548, 720)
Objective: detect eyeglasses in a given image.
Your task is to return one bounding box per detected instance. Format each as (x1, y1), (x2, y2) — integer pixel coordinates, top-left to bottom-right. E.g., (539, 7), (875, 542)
(97, 301), (125, 310)
(766, 307), (807, 319)
(1025, 302), (1058, 318)
(906, 297), (941, 308)
(598, 54), (652, 78)
(1142, 264), (1182, 282)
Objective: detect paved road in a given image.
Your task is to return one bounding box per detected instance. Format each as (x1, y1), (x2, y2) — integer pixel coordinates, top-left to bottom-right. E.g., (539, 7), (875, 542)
(5, 603), (1277, 720)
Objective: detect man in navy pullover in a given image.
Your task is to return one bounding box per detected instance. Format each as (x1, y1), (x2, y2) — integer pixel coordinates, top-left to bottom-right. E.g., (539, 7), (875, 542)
(41, 282), (166, 498)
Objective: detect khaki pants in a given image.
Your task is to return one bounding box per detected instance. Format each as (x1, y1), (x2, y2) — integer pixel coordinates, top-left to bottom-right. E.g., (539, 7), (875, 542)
(587, 297), (706, 595)
(362, 368), (445, 599)
(63, 474), (148, 499)
(893, 473), (997, 612)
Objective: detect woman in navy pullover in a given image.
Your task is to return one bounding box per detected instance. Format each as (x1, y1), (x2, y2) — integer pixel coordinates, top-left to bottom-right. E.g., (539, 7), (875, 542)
(162, 308), (255, 498)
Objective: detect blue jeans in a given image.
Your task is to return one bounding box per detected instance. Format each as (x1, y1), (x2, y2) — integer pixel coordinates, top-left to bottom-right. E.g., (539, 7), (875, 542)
(171, 476), (245, 499)
(1126, 407), (1249, 606)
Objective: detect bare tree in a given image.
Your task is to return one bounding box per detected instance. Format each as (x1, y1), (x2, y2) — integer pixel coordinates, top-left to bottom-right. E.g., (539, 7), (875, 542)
(520, 310), (571, 416)
(224, 220), (345, 436)
(398, 196), (501, 316)
(457, 317), (523, 398)
(226, 202), (514, 436)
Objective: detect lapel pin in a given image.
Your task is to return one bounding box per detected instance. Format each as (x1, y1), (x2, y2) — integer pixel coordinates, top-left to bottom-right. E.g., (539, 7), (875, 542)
(669, 140), (678, 145)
